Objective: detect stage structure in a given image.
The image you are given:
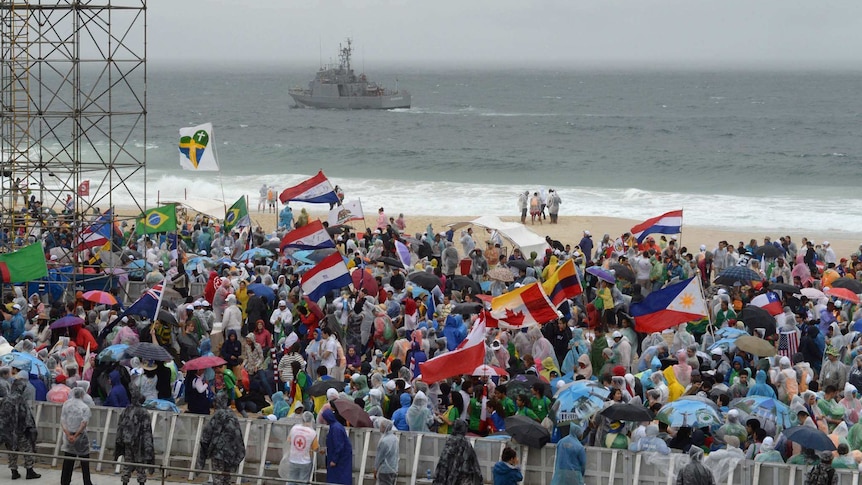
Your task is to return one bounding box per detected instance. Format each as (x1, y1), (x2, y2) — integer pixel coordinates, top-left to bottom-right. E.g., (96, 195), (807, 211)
(0, 0), (146, 293)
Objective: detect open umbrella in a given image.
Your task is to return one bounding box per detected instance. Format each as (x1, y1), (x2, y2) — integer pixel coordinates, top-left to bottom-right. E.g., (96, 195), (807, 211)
(332, 398), (373, 427)
(472, 364), (508, 377)
(410, 286), (430, 298)
(487, 267), (514, 283)
(351, 268), (379, 294)
(82, 290), (118, 305)
(451, 276), (482, 295)
(730, 396), (792, 430)
(826, 286), (860, 304)
(555, 381), (610, 423)
(187, 256), (216, 269)
(586, 266), (615, 284)
(734, 335), (776, 357)
(656, 399), (722, 428)
(506, 374), (552, 398)
(97, 344), (129, 362)
(830, 278), (862, 294)
(375, 257), (404, 269)
(507, 260), (531, 271)
(247, 283), (276, 303)
(308, 380), (344, 397)
(239, 247), (274, 261)
(326, 224), (353, 237)
(609, 264), (635, 282)
(50, 315), (85, 330)
(1, 351), (49, 377)
(715, 326), (748, 339)
(504, 415), (551, 448)
(769, 282), (801, 294)
(599, 403), (654, 423)
(800, 288), (826, 300)
(753, 245), (785, 259)
(739, 305), (777, 337)
(783, 426), (836, 451)
(451, 302), (484, 315)
(182, 355), (227, 372)
(157, 309), (178, 326)
(407, 271), (441, 291)
(126, 342), (173, 362)
(714, 266), (762, 286)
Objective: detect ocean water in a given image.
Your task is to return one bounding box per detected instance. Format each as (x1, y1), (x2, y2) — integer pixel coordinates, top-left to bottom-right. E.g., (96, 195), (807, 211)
(114, 65), (862, 235)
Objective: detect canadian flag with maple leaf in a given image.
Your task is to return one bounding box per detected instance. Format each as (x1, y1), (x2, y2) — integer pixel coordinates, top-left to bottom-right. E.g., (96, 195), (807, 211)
(487, 282), (560, 329)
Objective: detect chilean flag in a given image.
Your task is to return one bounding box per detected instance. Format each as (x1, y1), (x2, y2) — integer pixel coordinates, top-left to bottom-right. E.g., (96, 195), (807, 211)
(301, 251), (352, 301)
(631, 210), (683, 244)
(278, 171), (340, 204)
(280, 220), (336, 252)
(751, 291), (783, 316)
(631, 277), (708, 333)
(419, 318), (486, 383)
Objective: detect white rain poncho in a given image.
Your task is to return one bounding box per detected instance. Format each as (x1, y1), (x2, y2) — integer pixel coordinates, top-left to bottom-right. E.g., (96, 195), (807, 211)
(60, 387), (91, 455)
(406, 391), (434, 432)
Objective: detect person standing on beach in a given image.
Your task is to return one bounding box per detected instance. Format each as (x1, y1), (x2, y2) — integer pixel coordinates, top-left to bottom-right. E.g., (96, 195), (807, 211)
(377, 207), (388, 231)
(579, 231), (594, 264)
(547, 189), (561, 224)
(517, 191), (528, 224)
(258, 184), (268, 212)
(529, 192), (542, 225)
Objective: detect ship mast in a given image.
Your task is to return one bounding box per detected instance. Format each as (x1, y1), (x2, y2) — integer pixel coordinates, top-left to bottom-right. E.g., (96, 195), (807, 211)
(339, 38), (353, 73)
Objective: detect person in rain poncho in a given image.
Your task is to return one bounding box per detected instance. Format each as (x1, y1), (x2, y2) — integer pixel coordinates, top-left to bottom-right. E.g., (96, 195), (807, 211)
(366, 388), (384, 418)
(374, 418), (399, 485)
(840, 383), (862, 425)
(628, 424), (670, 454)
(832, 443), (857, 470)
(676, 447), (716, 485)
(321, 408), (352, 485)
(561, 328), (591, 375)
(550, 423), (587, 485)
(0, 379), (40, 480)
(748, 369), (777, 399)
(672, 349), (693, 388)
(60, 387), (93, 485)
(821, 346), (848, 393)
(702, 436), (746, 484)
(575, 353), (593, 380)
(775, 356), (799, 403)
(432, 420), (483, 485)
(716, 409), (748, 446)
(197, 392), (246, 485)
(663, 366), (685, 402)
(279, 411), (318, 485)
(649, 371), (669, 404)
(754, 436), (785, 463)
(392, 392), (412, 431)
(407, 390), (435, 432)
(114, 388), (155, 485)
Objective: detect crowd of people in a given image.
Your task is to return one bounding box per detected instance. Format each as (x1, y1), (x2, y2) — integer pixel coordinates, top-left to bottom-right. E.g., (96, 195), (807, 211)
(2, 199), (862, 485)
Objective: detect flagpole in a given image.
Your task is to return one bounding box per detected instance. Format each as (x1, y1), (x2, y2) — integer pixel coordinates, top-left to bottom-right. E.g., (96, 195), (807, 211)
(153, 274), (169, 322)
(678, 207), (684, 257)
(358, 198), (368, 232)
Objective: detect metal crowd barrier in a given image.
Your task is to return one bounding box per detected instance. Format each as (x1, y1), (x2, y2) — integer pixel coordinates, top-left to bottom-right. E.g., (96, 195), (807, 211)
(27, 401), (862, 485)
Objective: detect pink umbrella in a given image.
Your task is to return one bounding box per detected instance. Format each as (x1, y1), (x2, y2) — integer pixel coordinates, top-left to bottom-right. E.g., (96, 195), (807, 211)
(82, 290), (118, 305)
(182, 355), (227, 372)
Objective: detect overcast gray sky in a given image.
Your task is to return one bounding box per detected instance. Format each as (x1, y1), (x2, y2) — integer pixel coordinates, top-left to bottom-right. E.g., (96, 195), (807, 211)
(150, 0), (862, 68)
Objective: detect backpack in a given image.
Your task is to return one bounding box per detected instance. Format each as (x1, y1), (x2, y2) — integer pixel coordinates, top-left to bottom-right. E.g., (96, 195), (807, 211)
(805, 464), (835, 485)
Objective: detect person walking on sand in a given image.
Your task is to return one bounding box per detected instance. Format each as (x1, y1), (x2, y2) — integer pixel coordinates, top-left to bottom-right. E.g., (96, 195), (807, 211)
(547, 189), (561, 224)
(529, 192), (542, 225)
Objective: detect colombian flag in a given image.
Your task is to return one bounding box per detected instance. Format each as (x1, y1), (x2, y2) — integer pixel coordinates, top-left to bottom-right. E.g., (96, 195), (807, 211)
(542, 259), (583, 307)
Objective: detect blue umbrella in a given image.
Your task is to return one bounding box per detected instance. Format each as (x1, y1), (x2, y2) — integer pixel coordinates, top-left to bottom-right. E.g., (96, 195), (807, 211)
(715, 327), (748, 339)
(1, 351), (49, 377)
(98, 343), (129, 362)
(783, 426), (836, 451)
(586, 266), (615, 283)
(293, 264), (315, 274)
(656, 398), (723, 428)
(410, 286), (430, 298)
(239, 247), (275, 261)
(215, 256), (234, 265)
(555, 381), (610, 423)
(708, 337), (738, 352)
(125, 259), (152, 279)
(730, 396), (792, 430)
(247, 283), (275, 303)
(290, 250), (316, 264)
(186, 256), (215, 269)
(853, 320), (862, 333)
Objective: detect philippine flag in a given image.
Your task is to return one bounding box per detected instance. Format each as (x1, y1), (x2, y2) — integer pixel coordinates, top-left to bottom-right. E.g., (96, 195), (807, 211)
(631, 210), (683, 244)
(630, 277), (708, 333)
(751, 291), (783, 316)
(490, 282), (560, 329)
(278, 171), (340, 204)
(419, 317), (486, 383)
(301, 252), (352, 301)
(280, 220), (336, 252)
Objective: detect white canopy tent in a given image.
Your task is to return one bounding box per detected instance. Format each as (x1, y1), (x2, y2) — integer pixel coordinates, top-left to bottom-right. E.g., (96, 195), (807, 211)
(447, 215), (549, 258)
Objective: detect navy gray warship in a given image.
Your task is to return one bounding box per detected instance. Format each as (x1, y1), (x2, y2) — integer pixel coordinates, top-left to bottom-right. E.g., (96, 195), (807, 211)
(289, 39), (411, 110)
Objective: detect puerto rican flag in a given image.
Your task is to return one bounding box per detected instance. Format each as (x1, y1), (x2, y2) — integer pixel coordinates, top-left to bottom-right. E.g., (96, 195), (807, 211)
(631, 210), (683, 244)
(278, 171), (340, 204)
(751, 291), (783, 316)
(631, 277), (708, 333)
(75, 210), (115, 251)
(280, 220), (336, 252)
(301, 251), (352, 301)
(419, 317), (486, 383)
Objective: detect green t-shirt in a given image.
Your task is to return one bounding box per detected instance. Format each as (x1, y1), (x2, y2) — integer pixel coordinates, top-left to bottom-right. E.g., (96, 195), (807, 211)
(531, 395), (551, 422)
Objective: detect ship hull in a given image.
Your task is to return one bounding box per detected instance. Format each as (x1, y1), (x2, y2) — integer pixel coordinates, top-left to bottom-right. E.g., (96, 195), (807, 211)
(289, 91), (411, 110)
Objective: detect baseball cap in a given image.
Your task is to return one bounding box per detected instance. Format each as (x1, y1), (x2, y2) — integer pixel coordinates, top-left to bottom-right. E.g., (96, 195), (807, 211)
(12, 304), (21, 310)
(612, 331), (622, 338)
(278, 300), (287, 307)
(583, 230), (591, 237)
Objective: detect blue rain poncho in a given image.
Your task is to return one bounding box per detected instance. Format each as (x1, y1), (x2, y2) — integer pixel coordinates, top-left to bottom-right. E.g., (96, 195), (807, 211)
(322, 409), (353, 485)
(747, 370), (777, 399)
(550, 424), (586, 485)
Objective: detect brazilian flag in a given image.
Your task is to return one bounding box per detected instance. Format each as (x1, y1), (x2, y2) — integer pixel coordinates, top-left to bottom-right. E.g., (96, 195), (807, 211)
(136, 204), (178, 235)
(224, 196), (250, 233)
(0, 243), (48, 283)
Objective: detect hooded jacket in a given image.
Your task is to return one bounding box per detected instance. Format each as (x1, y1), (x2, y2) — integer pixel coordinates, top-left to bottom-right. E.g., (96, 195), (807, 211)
(747, 370), (777, 399)
(374, 418), (399, 475)
(104, 370), (130, 408)
(114, 389), (155, 464)
(550, 424), (586, 485)
(392, 392), (412, 431)
(197, 392), (245, 469)
(322, 409), (353, 485)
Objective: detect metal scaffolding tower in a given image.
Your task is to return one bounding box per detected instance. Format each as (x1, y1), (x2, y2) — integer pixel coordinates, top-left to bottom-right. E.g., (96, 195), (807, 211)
(0, 0), (147, 255)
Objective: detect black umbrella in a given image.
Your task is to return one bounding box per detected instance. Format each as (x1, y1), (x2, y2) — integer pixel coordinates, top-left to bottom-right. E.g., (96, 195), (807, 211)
(753, 245), (785, 259)
(506, 374), (552, 398)
(451, 276), (482, 295)
(769, 282), (801, 294)
(308, 380), (344, 397)
(504, 415), (551, 448)
(609, 264), (635, 282)
(830, 277), (862, 294)
(332, 398), (373, 428)
(739, 305), (777, 337)
(157, 309), (178, 326)
(783, 426), (836, 451)
(326, 225), (353, 237)
(126, 342), (173, 362)
(599, 403), (654, 422)
(507, 260), (531, 271)
(376, 257), (404, 269)
(408, 271), (442, 291)
(714, 266), (763, 286)
(451, 302), (483, 315)
(261, 239), (280, 252)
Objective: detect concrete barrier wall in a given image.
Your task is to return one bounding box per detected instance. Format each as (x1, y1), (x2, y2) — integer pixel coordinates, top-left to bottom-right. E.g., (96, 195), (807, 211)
(29, 401), (860, 485)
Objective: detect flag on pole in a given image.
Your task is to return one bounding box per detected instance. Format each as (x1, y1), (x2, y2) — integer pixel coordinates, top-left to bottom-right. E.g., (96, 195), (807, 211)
(224, 196), (250, 233)
(777, 330), (800, 359)
(77, 180), (90, 197)
(278, 171), (340, 204)
(419, 317), (486, 383)
(327, 199), (364, 226)
(279, 220), (336, 252)
(751, 291), (783, 316)
(630, 277), (708, 333)
(301, 252), (352, 301)
(75, 210), (115, 251)
(631, 210), (683, 244)
(489, 282), (559, 329)
(135, 204), (178, 235)
(0, 243), (48, 283)
(541, 259), (583, 307)
(178, 123), (219, 171)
